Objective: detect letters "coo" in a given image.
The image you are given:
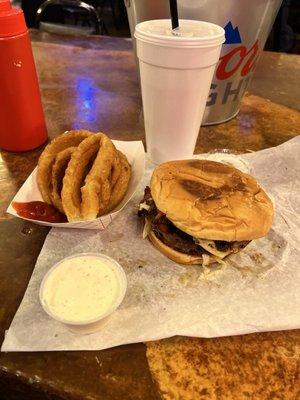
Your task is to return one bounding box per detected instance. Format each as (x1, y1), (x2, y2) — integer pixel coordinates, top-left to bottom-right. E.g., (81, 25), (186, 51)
(216, 40), (259, 81)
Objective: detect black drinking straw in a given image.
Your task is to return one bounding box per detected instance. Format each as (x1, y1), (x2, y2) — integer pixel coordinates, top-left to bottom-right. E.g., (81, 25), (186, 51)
(169, 0), (179, 30)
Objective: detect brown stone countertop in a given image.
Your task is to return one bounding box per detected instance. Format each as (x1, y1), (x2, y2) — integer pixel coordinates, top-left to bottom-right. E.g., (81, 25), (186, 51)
(0, 31), (299, 400)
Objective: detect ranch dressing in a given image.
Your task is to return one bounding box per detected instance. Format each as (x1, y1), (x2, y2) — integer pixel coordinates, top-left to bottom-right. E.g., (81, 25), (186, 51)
(41, 255), (120, 322)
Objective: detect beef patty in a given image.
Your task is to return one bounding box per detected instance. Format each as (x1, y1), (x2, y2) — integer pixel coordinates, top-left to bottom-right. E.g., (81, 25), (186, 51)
(138, 187), (249, 257)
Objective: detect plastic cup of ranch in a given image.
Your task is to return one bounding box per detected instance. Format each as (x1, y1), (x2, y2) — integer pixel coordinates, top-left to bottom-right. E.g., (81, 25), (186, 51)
(40, 253), (127, 334)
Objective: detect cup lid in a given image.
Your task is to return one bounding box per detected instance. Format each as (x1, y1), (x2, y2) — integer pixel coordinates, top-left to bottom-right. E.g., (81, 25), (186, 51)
(135, 19), (225, 48)
(0, 0), (27, 38)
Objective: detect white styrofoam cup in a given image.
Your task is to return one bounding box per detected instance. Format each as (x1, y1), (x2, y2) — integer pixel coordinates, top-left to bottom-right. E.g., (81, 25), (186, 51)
(135, 19), (225, 164)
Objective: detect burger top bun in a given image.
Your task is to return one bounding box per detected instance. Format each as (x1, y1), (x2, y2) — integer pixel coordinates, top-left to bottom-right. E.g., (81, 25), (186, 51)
(150, 160), (274, 242)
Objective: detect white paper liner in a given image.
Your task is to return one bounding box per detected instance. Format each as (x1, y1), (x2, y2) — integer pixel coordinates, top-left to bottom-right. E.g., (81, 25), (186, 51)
(6, 140), (145, 230)
(2, 137), (300, 352)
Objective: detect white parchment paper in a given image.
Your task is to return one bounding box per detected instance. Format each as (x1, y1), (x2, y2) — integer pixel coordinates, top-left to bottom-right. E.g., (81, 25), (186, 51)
(2, 137), (300, 351)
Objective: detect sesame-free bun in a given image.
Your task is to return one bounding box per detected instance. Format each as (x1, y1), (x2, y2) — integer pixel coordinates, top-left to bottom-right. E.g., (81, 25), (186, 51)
(150, 160), (274, 242)
(148, 231), (219, 265)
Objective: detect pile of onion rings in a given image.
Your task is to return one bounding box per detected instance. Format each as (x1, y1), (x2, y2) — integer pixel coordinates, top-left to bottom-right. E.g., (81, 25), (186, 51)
(37, 130), (131, 222)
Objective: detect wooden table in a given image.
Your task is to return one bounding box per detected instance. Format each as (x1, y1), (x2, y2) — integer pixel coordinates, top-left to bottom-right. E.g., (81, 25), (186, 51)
(0, 31), (299, 400)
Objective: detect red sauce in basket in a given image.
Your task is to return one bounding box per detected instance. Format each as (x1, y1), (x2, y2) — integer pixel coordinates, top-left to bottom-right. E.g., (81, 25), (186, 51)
(12, 201), (67, 223)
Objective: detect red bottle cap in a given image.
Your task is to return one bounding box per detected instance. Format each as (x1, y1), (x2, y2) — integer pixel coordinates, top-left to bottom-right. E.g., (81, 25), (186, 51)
(0, 0), (27, 37)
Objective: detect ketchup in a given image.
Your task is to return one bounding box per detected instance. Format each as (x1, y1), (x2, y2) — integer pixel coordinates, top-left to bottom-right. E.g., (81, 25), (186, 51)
(12, 201), (67, 223)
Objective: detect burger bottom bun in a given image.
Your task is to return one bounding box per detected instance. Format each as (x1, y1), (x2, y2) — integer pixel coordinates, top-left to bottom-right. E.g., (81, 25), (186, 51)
(148, 231), (219, 266)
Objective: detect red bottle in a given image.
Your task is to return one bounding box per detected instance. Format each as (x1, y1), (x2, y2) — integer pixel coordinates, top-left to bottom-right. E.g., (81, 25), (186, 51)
(0, 0), (47, 151)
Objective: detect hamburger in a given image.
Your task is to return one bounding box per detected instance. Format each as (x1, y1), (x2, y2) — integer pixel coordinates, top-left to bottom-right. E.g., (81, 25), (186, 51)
(138, 160), (274, 266)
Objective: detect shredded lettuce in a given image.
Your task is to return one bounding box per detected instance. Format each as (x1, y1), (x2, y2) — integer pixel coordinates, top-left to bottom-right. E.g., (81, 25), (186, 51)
(139, 202), (150, 211)
(202, 254), (210, 267)
(142, 217), (152, 239)
(196, 238), (231, 259)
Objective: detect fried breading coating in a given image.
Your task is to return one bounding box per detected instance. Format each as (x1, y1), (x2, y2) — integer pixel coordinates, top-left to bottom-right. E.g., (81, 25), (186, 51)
(62, 133), (117, 221)
(104, 151), (131, 215)
(37, 130), (92, 204)
(51, 147), (76, 213)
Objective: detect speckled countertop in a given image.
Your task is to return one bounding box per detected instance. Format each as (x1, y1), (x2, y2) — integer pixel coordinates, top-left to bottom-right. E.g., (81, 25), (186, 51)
(0, 31), (299, 400)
